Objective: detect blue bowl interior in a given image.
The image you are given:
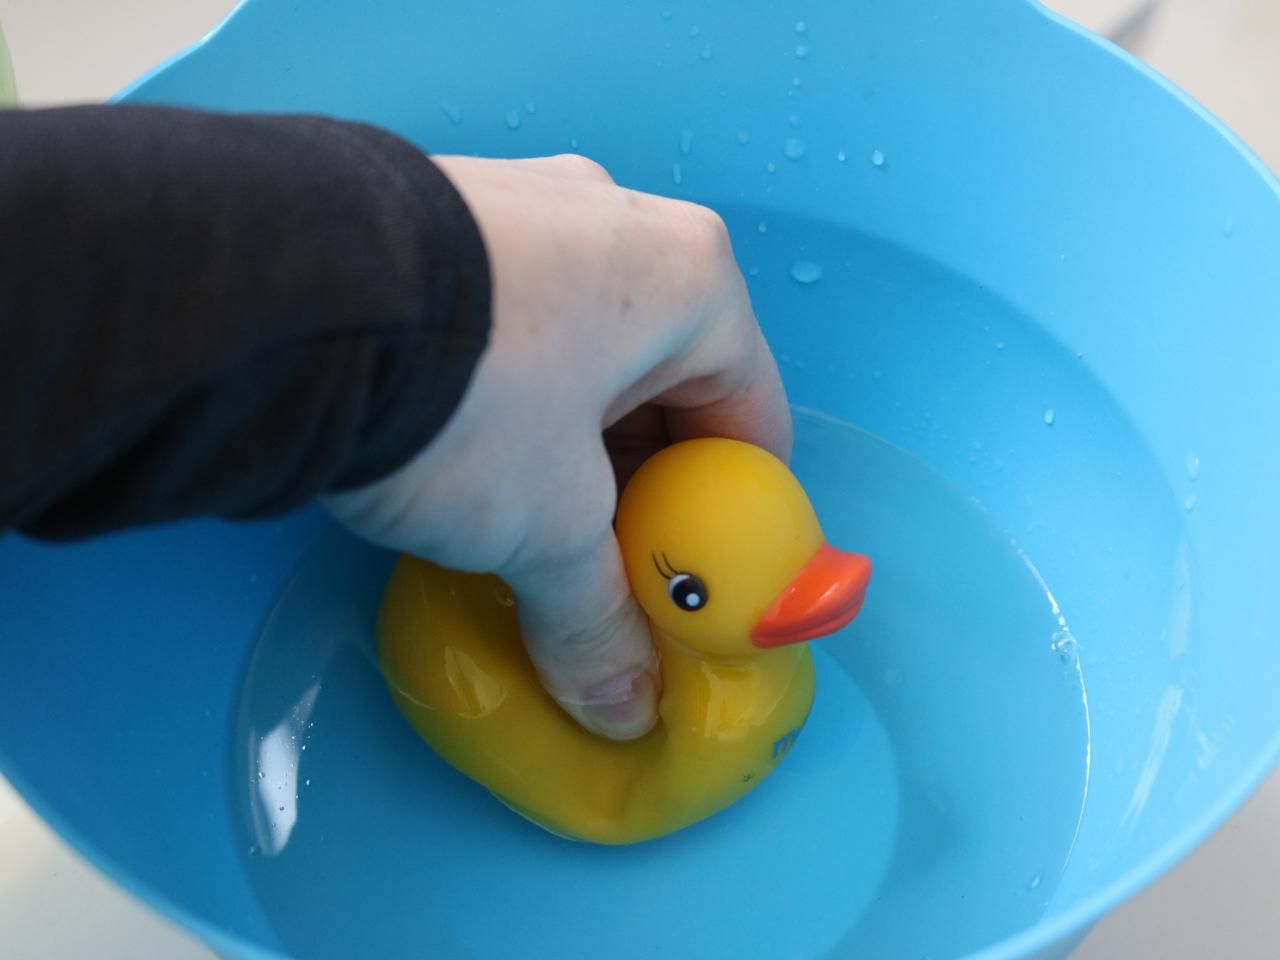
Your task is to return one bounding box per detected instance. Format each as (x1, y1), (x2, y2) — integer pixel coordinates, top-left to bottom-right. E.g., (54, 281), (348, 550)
(2, 1), (1278, 958)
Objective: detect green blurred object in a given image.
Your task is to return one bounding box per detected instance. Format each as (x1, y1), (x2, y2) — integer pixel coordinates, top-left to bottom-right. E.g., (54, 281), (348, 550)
(0, 21), (16, 105)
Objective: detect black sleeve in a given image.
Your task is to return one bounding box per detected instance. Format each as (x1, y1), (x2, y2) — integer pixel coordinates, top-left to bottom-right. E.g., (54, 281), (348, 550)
(0, 105), (491, 540)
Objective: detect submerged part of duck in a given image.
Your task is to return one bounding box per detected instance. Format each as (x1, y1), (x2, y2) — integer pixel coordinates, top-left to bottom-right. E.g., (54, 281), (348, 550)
(376, 438), (872, 844)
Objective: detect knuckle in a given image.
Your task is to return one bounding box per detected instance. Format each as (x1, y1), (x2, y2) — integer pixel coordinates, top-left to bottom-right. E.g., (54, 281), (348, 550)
(554, 592), (644, 663)
(506, 453), (618, 572)
(687, 204), (733, 257)
(645, 206), (751, 352)
(550, 153), (614, 183)
(542, 480), (618, 564)
(669, 202), (738, 299)
(427, 505), (525, 573)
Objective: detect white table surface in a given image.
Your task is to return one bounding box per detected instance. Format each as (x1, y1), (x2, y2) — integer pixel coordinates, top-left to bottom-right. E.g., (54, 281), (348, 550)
(1, 0), (1277, 957)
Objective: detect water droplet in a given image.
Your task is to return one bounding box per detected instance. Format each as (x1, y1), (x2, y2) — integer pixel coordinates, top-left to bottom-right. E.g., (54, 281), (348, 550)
(766, 161), (778, 173)
(305, 778), (311, 786)
(788, 113), (801, 128)
(783, 137), (806, 160)
(995, 341), (1006, 350)
(661, 7), (672, 19)
(972, 440), (983, 451)
(735, 129), (751, 145)
(679, 127), (694, 155)
(791, 76), (802, 87)
(1223, 216), (1235, 237)
(1184, 494), (1198, 512)
(757, 222), (768, 233)
(870, 148), (886, 167)
(1043, 408), (1055, 426)
(439, 100), (463, 125)
(836, 150), (847, 162)
(790, 260), (824, 284)
(301, 743), (307, 751)
(671, 162), (683, 185)
(1028, 874), (1042, 890)
(256, 770), (264, 781)
(504, 110), (522, 130)
(871, 369), (883, 381)
(748, 265), (760, 276)
(700, 42), (713, 61)
(688, 24), (700, 37)
(278, 805), (285, 812)
(794, 43), (809, 58)
(525, 102), (537, 115)
(1186, 453), (1200, 481)
(569, 137), (579, 149)
(794, 20), (807, 33)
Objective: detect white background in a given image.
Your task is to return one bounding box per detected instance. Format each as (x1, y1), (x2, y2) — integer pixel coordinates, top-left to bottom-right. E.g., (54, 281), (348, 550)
(1, 1), (1278, 957)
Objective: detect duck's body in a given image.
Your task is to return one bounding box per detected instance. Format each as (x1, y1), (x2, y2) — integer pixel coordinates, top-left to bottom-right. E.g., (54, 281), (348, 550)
(378, 560), (814, 844)
(377, 439), (870, 844)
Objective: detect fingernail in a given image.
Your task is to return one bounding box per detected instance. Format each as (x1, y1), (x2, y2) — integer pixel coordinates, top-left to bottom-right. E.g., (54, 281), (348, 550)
(564, 668), (660, 741)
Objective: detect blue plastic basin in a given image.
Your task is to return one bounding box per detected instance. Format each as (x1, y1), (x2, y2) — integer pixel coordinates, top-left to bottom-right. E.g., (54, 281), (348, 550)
(2, 1), (1278, 958)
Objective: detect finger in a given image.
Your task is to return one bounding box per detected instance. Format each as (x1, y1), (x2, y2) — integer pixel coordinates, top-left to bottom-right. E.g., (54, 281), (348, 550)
(658, 322), (793, 464)
(598, 204), (792, 464)
(503, 528), (661, 742)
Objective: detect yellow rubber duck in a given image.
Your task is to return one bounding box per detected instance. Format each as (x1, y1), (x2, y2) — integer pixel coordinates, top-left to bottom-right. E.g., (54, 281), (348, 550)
(377, 438), (872, 844)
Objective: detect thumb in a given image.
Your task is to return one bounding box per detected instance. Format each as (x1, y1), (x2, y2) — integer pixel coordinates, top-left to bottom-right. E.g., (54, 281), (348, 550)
(504, 531), (661, 741)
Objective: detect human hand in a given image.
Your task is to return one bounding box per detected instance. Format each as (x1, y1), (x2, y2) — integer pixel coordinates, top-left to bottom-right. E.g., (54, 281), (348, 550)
(324, 154), (790, 741)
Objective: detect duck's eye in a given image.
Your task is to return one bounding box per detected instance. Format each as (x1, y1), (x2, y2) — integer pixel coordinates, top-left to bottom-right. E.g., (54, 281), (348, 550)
(667, 573), (708, 612)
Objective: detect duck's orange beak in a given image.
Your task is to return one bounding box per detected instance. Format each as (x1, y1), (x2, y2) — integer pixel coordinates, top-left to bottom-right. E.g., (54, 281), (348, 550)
(751, 545), (872, 648)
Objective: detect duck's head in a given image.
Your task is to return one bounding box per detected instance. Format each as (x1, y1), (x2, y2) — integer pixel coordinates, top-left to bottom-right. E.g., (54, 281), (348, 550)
(615, 438), (871, 659)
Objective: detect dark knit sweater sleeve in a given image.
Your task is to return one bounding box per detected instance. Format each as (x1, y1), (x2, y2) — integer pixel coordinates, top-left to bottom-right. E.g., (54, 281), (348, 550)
(0, 105), (491, 538)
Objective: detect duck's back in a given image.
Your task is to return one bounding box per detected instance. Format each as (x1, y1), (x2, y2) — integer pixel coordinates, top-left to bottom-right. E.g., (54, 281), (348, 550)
(377, 556), (671, 843)
(377, 557), (817, 844)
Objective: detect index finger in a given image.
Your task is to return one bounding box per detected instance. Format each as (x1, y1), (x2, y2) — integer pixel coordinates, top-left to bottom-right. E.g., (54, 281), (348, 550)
(601, 206), (792, 463)
(656, 319), (792, 464)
